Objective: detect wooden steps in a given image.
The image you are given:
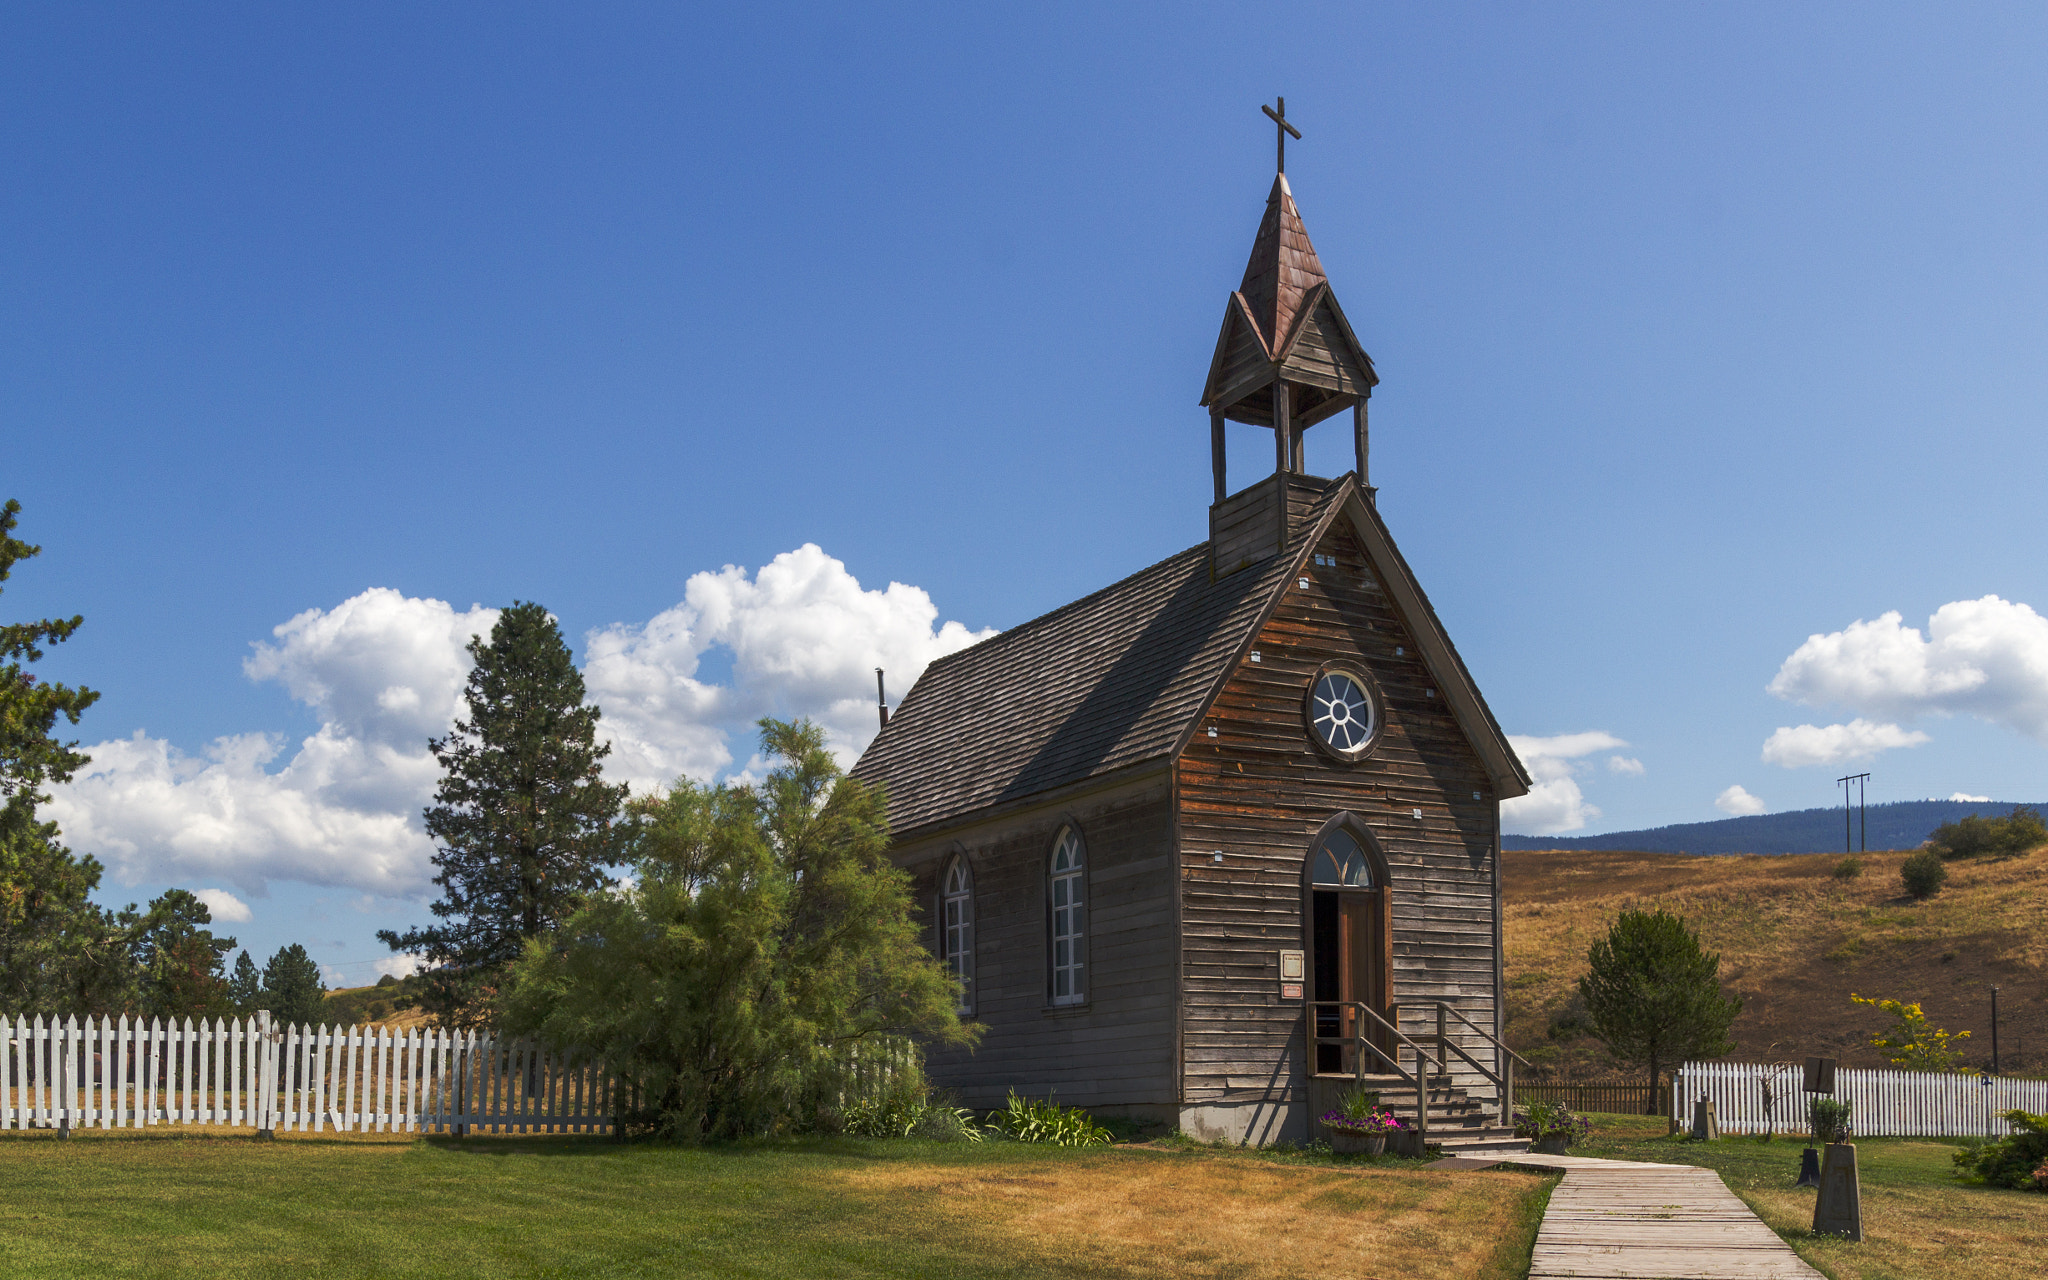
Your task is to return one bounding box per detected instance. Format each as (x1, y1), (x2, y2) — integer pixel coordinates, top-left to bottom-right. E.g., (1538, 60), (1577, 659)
(1316, 1071), (1529, 1154)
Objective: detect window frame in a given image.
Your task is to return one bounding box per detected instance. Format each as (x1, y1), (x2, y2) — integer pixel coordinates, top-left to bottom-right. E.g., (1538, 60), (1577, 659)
(940, 854), (975, 1016)
(1046, 825), (1088, 1008)
(1302, 660), (1387, 765)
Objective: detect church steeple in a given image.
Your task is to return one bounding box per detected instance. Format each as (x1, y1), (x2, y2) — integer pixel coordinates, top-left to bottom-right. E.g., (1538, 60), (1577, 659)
(1201, 106), (1378, 503)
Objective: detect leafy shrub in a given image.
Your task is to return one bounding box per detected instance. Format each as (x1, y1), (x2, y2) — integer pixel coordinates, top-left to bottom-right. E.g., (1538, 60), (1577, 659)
(498, 721), (976, 1141)
(1514, 1101), (1592, 1146)
(1809, 1097), (1853, 1144)
(1848, 993), (1971, 1071)
(841, 1096), (982, 1143)
(1832, 857), (1864, 879)
(986, 1091), (1114, 1147)
(1952, 1109), (2048, 1190)
(1900, 849), (1948, 899)
(1927, 806), (2048, 860)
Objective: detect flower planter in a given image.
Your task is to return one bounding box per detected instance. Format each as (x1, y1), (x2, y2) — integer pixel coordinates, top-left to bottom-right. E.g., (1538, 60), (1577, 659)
(1532, 1135), (1571, 1156)
(1326, 1126), (1387, 1155)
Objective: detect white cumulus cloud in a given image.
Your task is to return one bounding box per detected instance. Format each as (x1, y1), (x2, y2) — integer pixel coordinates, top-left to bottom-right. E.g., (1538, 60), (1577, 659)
(193, 888), (253, 923)
(46, 591), (493, 898)
(585, 543), (993, 790)
(48, 549), (989, 899)
(1950, 792), (1990, 802)
(1501, 731), (1629, 835)
(1714, 785), (1767, 816)
(1607, 755), (1645, 776)
(1767, 596), (2048, 743)
(1759, 719), (1931, 769)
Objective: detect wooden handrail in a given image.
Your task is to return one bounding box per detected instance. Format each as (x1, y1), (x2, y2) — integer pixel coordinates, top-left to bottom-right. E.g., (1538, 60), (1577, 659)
(1306, 1000), (1434, 1146)
(1405, 1000), (1526, 1126)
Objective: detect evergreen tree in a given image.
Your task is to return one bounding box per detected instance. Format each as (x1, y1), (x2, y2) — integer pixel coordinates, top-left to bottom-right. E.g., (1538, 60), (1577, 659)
(228, 950), (262, 1014)
(501, 720), (976, 1139)
(260, 944), (327, 1027)
(1578, 909), (1742, 1109)
(137, 889), (237, 1020)
(0, 498), (125, 1016)
(379, 601), (628, 1027)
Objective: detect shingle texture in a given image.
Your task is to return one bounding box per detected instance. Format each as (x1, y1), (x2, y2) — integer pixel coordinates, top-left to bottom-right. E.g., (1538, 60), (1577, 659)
(1236, 173), (1327, 353)
(852, 484), (1345, 835)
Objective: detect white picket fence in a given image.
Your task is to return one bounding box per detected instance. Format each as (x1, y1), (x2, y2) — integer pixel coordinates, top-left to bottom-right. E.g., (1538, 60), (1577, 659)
(4, 1012), (617, 1134)
(1675, 1059), (2048, 1139)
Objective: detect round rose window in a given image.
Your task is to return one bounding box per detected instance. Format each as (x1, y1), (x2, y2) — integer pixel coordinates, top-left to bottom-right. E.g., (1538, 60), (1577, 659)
(1305, 664), (1381, 761)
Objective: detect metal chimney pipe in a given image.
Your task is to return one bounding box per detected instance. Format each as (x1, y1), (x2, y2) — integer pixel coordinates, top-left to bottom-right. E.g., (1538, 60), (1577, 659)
(876, 668), (889, 729)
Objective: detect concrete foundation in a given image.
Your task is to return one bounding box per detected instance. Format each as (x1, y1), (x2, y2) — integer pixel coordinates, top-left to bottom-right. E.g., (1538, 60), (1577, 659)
(1177, 1098), (1308, 1146)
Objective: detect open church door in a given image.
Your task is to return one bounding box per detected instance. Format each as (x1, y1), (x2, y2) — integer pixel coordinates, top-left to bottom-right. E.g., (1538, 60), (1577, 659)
(1307, 824), (1392, 1076)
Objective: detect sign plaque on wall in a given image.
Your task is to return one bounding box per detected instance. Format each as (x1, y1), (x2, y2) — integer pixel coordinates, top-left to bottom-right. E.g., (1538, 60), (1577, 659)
(1279, 950), (1304, 1000)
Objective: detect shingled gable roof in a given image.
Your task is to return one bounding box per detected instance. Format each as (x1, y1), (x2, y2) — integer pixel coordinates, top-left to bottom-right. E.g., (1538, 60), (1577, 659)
(851, 476), (1529, 838)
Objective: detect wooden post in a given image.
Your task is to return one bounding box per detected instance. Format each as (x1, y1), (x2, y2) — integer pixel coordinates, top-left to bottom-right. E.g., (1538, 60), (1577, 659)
(1436, 1004), (1447, 1080)
(1353, 398), (1369, 486)
(1272, 381), (1292, 475)
(1210, 409), (1226, 503)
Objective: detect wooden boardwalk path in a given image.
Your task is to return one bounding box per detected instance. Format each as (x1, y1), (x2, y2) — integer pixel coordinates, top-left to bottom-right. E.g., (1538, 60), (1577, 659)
(1485, 1152), (1823, 1279)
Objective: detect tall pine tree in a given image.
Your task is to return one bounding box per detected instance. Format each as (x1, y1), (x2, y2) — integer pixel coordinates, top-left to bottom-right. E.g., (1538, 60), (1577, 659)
(379, 601), (627, 1026)
(0, 498), (128, 1016)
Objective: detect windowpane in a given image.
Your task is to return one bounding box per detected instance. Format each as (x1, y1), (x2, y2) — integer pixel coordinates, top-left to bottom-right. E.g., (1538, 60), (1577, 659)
(943, 858), (974, 1014)
(1312, 849), (1342, 885)
(1049, 828), (1087, 1006)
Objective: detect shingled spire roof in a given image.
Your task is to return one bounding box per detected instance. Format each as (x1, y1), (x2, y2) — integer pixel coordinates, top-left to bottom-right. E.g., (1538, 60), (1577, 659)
(1200, 175), (1375, 435)
(1236, 174), (1328, 354)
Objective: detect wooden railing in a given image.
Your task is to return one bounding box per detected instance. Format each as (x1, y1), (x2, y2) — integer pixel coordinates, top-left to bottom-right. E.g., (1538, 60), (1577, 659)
(1409, 1000), (1529, 1126)
(1307, 999), (1438, 1145)
(1307, 1000), (1528, 1131)
(1513, 1078), (1670, 1118)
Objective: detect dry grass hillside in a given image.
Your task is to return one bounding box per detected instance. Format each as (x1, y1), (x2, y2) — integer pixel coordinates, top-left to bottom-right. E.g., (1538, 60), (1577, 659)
(1503, 844), (2047, 1077)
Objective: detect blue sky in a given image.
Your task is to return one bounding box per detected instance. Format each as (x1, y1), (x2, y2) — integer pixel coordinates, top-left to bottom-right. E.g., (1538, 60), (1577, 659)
(8, 3), (2048, 982)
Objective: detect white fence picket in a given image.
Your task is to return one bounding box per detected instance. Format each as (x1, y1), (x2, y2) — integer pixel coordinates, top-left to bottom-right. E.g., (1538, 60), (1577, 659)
(6, 1012), (915, 1137)
(1675, 1059), (2048, 1138)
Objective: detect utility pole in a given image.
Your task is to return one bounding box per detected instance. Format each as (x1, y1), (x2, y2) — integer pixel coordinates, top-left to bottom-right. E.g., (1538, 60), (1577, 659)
(1992, 985), (2001, 1074)
(1836, 773), (1870, 854)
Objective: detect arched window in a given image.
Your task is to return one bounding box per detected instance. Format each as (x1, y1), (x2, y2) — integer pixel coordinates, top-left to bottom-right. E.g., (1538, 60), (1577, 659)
(1048, 827), (1086, 1006)
(942, 856), (974, 1014)
(1310, 826), (1376, 888)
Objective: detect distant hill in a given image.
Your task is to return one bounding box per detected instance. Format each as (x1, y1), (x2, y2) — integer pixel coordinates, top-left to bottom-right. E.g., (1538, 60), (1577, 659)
(1504, 799), (2044, 855)
(1503, 843), (2048, 1076)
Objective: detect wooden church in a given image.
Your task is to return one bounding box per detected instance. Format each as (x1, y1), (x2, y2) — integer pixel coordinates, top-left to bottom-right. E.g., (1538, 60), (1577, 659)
(850, 117), (1532, 1147)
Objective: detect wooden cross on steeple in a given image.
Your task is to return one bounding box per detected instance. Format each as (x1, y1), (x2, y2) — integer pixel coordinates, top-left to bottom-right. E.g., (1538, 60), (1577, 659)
(1261, 98), (1301, 174)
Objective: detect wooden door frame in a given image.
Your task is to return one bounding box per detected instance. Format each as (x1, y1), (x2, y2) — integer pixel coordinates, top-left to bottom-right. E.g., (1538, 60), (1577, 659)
(1302, 813), (1394, 1077)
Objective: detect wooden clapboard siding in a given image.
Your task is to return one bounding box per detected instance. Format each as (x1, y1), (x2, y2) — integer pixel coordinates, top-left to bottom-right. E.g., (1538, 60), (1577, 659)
(1277, 296), (1371, 397)
(898, 775), (1179, 1111)
(1177, 516), (1500, 1104)
(1208, 476), (1285, 576)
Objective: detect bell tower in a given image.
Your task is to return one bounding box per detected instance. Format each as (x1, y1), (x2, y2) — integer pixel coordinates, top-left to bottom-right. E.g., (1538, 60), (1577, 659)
(1200, 100), (1378, 508)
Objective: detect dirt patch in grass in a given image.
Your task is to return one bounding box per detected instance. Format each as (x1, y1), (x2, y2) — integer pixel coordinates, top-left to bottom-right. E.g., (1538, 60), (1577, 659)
(834, 1146), (1552, 1279)
(1503, 845), (2048, 1075)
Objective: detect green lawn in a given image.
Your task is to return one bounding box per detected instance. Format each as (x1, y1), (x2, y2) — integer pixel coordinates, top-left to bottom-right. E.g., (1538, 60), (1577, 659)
(1572, 1113), (2048, 1280)
(0, 1129), (1551, 1279)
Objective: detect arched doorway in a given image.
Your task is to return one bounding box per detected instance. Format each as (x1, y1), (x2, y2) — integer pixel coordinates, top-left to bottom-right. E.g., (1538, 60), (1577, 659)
(1304, 819), (1392, 1076)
